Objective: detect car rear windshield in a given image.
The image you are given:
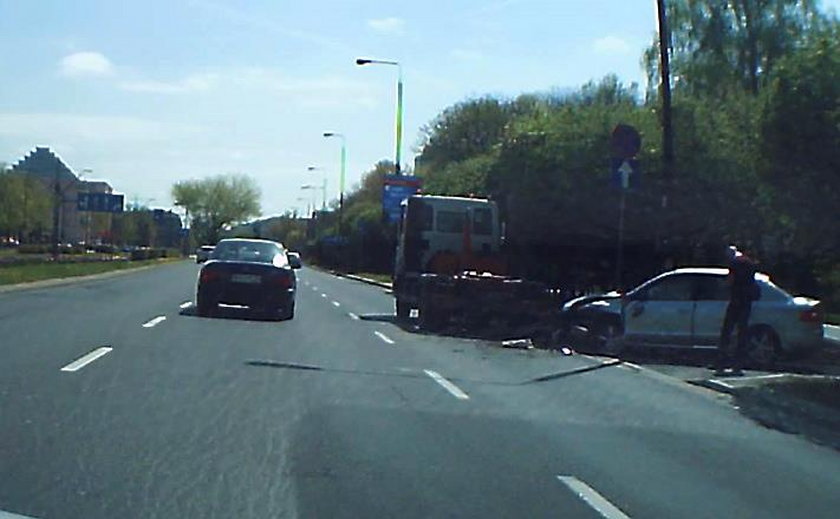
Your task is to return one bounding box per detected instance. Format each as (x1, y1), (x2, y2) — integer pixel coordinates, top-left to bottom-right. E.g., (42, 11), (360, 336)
(211, 241), (281, 264)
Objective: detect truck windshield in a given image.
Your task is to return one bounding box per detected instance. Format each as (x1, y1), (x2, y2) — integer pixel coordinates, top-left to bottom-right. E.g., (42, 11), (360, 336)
(436, 211), (465, 233)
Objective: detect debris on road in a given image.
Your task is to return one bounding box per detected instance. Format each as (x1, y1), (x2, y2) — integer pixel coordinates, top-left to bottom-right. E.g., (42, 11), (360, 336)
(502, 338), (534, 350)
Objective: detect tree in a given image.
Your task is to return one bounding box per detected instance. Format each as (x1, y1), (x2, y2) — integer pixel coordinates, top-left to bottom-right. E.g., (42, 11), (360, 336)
(644, 0), (825, 97)
(172, 174), (261, 244)
(0, 168), (52, 242)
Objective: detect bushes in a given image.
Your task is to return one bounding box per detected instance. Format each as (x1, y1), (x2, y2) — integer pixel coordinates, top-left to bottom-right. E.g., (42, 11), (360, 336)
(127, 248), (181, 260)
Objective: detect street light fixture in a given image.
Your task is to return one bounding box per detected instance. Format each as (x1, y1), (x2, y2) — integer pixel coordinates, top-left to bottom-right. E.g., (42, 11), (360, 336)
(356, 57), (403, 175)
(323, 132), (347, 234)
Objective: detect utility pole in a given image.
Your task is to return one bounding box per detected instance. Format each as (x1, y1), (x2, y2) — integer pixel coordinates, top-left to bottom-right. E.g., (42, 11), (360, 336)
(656, 0), (675, 199)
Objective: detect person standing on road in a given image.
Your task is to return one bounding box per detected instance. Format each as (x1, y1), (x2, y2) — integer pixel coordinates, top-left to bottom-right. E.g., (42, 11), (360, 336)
(714, 245), (760, 376)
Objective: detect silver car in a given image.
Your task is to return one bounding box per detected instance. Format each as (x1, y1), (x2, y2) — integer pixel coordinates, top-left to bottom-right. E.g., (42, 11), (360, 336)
(196, 245), (215, 263)
(564, 267), (825, 366)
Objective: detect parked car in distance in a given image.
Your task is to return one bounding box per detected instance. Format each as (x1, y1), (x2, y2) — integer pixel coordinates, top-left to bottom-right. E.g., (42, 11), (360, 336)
(561, 267), (824, 367)
(196, 238), (299, 320)
(196, 245), (215, 263)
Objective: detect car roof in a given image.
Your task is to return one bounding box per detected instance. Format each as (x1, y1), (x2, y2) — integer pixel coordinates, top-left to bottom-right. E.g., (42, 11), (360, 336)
(217, 238), (282, 247)
(666, 267), (770, 281)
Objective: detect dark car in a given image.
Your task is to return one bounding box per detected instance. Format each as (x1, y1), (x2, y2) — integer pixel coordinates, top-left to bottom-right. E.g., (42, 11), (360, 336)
(196, 238), (299, 320)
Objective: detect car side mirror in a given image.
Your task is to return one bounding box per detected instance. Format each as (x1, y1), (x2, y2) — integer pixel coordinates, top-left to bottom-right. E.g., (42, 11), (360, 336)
(287, 252), (302, 269)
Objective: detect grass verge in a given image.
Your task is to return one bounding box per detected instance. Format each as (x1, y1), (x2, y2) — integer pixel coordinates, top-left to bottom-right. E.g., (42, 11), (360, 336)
(0, 258), (182, 286)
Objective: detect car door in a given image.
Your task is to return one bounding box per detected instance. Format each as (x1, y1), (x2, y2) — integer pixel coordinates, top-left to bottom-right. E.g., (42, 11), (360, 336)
(691, 274), (730, 346)
(624, 273), (696, 346)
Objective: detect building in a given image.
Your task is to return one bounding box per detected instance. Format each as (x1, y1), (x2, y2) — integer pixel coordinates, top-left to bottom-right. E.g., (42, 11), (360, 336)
(11, 147), (113, 244)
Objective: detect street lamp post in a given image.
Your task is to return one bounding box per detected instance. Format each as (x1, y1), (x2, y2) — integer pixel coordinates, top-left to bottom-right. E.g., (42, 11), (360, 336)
(307, 166), (327, 210)
(356, 58), (403, 175)
(322, 132), (346, 234)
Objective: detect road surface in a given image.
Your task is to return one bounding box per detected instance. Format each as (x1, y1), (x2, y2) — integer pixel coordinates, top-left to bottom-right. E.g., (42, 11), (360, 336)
(1, 261), (839, 518)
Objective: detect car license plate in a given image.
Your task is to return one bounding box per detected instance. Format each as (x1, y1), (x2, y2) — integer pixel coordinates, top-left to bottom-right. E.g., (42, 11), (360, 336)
(231, 274), (261, 284)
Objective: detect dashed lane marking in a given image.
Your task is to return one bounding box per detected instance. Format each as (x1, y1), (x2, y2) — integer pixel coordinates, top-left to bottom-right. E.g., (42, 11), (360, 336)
(424, 369), (470, 400)
(61, 347), (113, 372)
(142, 316), (167, 328)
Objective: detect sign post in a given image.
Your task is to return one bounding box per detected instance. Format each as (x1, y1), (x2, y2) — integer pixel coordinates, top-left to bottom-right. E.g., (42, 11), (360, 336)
(610, 124), (641, 290)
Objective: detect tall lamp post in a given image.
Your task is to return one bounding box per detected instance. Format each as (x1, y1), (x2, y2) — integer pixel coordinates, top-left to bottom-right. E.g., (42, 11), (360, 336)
(307, 166), (327, 210)
(322, 132), (346, 234)
(355, 58), (403, 175)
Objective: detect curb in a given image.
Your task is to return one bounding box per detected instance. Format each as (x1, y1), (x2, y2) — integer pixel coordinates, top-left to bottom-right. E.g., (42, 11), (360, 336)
(0, 258), (187, 294)
(330, 270), (393, 290)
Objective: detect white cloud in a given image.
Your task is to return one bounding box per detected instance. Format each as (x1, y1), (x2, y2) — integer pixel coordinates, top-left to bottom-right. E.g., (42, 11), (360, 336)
(593, 36), (631, 55)
(119, 74), (217, 94)
(367, 17), (405, 35)
(59, 51), (114, 77)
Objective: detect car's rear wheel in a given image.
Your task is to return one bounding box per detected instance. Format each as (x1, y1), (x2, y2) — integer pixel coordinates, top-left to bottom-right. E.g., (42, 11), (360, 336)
(746, 325), (781, 369)
(197, 298), (215, 317)
(395, 299), (410, 320)
(593, 317), (625, 357)
(279, 303), (295, 321)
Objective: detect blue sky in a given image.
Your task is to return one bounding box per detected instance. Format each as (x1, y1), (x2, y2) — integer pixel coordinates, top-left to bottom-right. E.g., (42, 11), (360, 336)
(1, 0), (838, 217)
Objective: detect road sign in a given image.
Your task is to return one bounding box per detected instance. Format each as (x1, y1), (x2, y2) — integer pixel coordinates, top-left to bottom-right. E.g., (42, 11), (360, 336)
(611, 124), (641, 159)
(611, 158), (640, 190)
(77, 193), (124, 213)
(382, 175), (422, 222)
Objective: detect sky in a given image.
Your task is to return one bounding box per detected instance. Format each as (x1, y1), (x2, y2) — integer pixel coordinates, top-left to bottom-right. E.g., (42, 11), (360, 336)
(1, 0), (838, 218)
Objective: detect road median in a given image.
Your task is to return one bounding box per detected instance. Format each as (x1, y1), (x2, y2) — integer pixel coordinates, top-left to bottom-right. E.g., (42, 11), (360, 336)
(0, 257), (186, 293)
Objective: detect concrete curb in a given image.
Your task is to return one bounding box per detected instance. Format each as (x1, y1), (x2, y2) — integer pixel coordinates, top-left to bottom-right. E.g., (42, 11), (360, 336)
(0, 258), (187, 294)
(327, 270), (393, 290)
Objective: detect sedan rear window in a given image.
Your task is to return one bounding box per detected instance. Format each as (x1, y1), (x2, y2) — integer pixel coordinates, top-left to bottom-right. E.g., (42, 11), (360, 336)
(211, 241), (281, 264)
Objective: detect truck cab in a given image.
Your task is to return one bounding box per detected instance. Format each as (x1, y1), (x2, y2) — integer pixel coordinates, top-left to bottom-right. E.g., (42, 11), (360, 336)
(393, 195), (503, 318)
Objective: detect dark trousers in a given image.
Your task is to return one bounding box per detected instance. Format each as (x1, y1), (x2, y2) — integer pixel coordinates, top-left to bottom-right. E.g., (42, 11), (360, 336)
(718, 300), (752, 370)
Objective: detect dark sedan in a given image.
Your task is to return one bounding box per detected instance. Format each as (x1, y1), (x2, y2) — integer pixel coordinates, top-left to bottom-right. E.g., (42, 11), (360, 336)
(196, 238), (300, 320)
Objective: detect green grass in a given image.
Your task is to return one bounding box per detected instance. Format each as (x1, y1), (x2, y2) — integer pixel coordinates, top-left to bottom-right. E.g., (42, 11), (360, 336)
(0, 258), (182, 286)
(827, 313), (840, 326)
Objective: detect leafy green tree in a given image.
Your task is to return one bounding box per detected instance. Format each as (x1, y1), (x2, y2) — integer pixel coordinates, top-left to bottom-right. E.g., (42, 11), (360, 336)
(644, 0), (825, 97)
(172, 174), (261, 244)
(0, 168), (52, 241)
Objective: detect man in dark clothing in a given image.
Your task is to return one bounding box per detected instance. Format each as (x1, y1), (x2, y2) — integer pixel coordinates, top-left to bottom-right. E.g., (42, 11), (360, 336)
(714, 246), (759, 376)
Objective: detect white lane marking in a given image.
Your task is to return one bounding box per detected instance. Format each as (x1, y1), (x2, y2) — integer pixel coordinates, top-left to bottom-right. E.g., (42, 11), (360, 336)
(0, 508), (40, 518)
(142, 315), (167, 328)
(348, 312), (360, 320)
(423, 369), (470, 400)
(179, 301), (193, 309)
(332, 301), (341, 307)
(556, 476), (630, 519)
(374, 331), (395, 345)
(61, 347), (113, 372)
(321, 293), (328, 298)
(312, 285), (318, 290)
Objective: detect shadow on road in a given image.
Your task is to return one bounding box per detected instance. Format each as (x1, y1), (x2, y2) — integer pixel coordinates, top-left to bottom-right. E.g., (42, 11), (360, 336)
(178, 304), (284, 322)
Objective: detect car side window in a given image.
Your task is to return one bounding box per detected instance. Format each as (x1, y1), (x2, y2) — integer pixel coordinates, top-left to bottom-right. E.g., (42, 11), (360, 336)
(694, 275), (729, 301)
(646, 275), (695, 301)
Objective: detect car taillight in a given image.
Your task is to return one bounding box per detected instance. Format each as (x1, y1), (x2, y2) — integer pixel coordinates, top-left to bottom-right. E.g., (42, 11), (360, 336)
(200, 269), (220, 283)
(270, 273), (293, 288)
(799, 308), (823, 324)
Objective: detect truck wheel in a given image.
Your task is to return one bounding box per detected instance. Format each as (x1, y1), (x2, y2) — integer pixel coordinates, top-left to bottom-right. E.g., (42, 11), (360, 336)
(419, 304), (442, 332)
(395, 299), (411, 320)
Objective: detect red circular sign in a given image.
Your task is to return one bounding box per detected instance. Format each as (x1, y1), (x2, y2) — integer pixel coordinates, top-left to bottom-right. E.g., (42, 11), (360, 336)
(611, 124), (641, 159)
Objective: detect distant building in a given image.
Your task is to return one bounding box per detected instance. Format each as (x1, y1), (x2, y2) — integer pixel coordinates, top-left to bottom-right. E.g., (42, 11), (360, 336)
(12, 147), (113, 244)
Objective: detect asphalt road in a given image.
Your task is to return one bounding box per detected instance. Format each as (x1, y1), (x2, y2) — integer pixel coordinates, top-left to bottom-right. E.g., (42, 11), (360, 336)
(1, 261), (839, 518)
